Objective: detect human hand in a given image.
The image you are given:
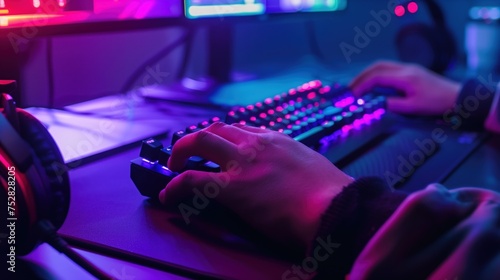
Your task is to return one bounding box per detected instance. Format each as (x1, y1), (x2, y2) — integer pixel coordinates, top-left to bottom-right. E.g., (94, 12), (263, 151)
(159, 122), (354, 250)
(349, 61), (461, 115)
(350, 183), (500, 279)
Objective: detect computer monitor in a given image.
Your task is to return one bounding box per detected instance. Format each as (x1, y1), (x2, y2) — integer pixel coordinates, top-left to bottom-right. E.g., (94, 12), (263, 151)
(1, 0), (348, 108)
(185, 0), (347, 19)
(0, 0), (186, 111)
(135, 0), (349, 106)
(0, 0), (183, 34)
(181, 0), (348, 85)
(267, 0), (347, 14)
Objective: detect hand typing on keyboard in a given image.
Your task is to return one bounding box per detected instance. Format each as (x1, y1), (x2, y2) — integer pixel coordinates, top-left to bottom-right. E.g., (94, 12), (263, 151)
(130, 80), (387, 202)
(159, 122), (354, 250)
(349, 60), (461, 116)
(128, 66), (500, 279)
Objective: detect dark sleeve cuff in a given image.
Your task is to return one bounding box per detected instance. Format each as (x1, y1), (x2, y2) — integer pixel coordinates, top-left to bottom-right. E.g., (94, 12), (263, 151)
(309, 177), (408, 279)
(455, 78), (497, 130)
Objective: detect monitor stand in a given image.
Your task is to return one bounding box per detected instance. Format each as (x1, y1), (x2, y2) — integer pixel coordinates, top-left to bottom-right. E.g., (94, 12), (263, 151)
(138, 77), (220, 108)
(139, 24), (236, 108)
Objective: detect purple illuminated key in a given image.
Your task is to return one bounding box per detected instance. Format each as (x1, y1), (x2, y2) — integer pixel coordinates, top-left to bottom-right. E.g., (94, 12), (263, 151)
(140, 138), (163, 162)
(198, 120), (210, 128)
(186, 125), (200, 133)
(158, 147), (172, 166)
(210, 116), (221, 123)
(171, 130), (186, 145)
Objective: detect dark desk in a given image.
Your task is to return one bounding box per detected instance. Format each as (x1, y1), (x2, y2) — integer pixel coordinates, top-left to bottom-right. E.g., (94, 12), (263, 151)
(18, 99), (295, 280)
(444, 135), (500, 190)
(21, 101), (500, 280)
(21, 244), (186, 279)
(59, 139), (293, 280)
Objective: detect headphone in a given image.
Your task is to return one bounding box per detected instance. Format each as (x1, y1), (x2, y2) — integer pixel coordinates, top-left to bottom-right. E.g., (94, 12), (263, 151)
(395, 0), (457, 73)
(0, 80), (70, 256)
(0, 81), (212, 279)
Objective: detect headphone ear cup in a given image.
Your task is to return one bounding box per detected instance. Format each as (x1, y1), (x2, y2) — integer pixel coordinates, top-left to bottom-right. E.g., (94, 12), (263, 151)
(396, 23), (456, 74)
(435, 25), (457, 71)
(15, 109), (70, 233)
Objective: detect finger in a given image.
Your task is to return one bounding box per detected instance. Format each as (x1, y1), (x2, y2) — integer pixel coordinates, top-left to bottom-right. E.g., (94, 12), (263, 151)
(231, 123), (269, 133)
(386, 97), (418, 114)
(204, 122), (256, 144)
(349, 61), (403, 87)
(168, 130), (239, 172)
(349, 61), (405, 96)
(357, 184), (471, 261)
(349, 73), (410, 97)
(450, 187), (500, 204)
(159, 170), (226, 205)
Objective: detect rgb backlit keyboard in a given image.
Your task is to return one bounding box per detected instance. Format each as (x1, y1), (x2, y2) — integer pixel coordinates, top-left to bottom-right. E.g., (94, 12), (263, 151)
(131, 80), (387, 198)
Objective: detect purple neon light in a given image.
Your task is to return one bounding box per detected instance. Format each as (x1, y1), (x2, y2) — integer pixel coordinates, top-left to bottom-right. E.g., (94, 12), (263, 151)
(334, 96), (355, 108)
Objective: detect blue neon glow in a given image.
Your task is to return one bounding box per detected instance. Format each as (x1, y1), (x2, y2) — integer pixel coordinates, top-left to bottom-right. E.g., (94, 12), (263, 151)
(186, 1), (265, 18)
(185, 0), (347, 19)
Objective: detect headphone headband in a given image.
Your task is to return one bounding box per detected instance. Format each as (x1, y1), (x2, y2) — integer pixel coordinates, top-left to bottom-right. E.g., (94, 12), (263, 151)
(1, 85), (34, 172)
(422, 0), (446, 26)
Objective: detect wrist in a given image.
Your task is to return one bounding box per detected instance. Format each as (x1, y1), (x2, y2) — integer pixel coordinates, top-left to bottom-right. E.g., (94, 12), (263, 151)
(455, 78), (497, 130)
(446, 81), (461, 111)
(298, 176), (355, 249)
(306, 177), (408, 278)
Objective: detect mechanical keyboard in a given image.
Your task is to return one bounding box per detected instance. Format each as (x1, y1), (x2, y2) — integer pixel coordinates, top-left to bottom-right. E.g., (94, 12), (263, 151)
(130, 80), (487, 199)
(130, 80), (389, 199)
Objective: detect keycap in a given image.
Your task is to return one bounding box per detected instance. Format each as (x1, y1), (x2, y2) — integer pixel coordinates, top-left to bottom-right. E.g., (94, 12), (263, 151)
(186, 125), (200, 133)
(158, 147), (172, 166)
(131, 82), (393, 200)
(184, 156), (206, 170)
(140, 138), (163, 162)
(171, 130), (186, 145)
(198, 161), (221, 172)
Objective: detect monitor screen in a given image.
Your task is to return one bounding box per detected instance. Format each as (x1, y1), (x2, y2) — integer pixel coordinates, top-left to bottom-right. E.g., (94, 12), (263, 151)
(267, 0), (347, 13)
(0, 0), (183, 30)
(185, 0), (347, 19)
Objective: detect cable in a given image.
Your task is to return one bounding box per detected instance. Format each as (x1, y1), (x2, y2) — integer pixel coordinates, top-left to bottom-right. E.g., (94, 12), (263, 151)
(120, 27), (195, 94)
(47, 37), (56, 109)
(305, 20), (328, 62)
(304, 20), (360, 84)
(176, 26), (197, 80)
(37, 220), (116, 280)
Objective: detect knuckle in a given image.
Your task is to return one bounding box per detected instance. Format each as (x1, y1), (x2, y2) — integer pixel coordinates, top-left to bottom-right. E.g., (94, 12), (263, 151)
(178, 170), (196, 186)
(193, 130), (211, 143)
(206, 121), (226, 132)
(255, 132), (273, 145)
(406, 190), (444, 214)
